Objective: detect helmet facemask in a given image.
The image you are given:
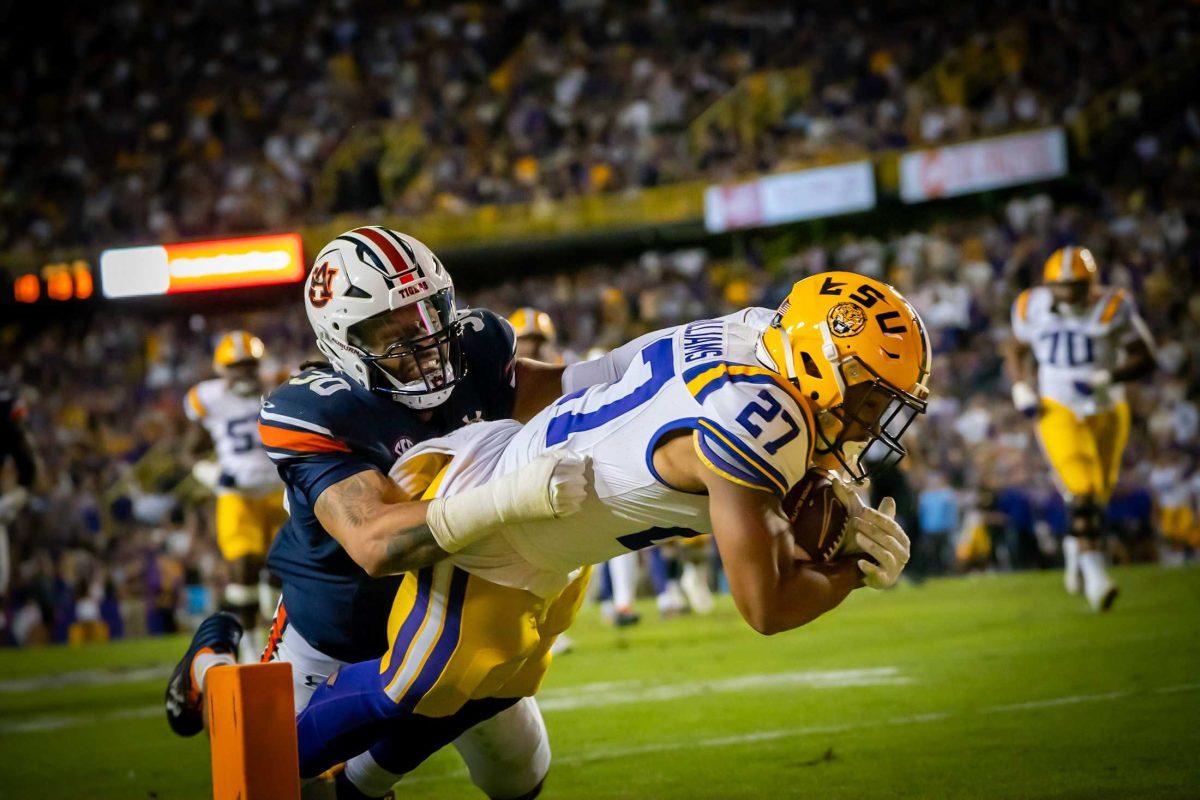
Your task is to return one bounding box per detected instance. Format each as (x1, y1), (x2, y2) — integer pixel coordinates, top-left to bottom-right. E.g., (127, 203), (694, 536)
(1048, 278), (1091, 309)
(221, 361), (263, 398)
(346, 289), (466, 409)
(815, 355), (928, 482)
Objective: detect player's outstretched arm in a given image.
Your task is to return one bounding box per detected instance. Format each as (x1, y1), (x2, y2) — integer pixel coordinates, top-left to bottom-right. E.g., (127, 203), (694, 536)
(1002, 337), (1039, 416)
(317, 450), (590, 577)
(315, 469), (445, 577)
(702, 470), (864, 636)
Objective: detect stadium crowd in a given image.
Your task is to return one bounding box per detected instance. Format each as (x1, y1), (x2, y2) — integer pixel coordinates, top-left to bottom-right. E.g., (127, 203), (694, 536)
(2, 0), (1193, 253)
(2, 1), (1197, 646)
(3, 157), (1197, 645)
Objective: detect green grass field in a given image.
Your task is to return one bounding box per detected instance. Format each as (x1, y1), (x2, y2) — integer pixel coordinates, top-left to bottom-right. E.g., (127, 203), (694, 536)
(2, 565), (1198, 799)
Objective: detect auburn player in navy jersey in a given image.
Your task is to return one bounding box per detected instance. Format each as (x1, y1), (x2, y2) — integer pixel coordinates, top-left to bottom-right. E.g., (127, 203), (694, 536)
(165, 227), (590, 800)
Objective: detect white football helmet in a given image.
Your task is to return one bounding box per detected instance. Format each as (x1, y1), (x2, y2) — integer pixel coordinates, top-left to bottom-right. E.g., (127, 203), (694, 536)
(304, 226), (463, 409)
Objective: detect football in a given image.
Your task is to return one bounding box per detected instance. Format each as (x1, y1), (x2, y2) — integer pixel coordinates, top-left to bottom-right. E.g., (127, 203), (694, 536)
(782, 468), (850, 562)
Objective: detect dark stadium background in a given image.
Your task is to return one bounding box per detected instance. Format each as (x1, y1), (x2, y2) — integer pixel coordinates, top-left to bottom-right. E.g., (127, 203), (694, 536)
(0, 2), (1197, 798)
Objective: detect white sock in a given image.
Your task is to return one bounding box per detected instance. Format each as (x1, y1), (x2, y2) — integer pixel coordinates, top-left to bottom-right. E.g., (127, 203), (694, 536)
(656, 580), (686, 613)
(609, 552), (639, 610)
(1063, 535), (1080, 573)
(1079, 549), (1109, 589)
(680, 562), (714, 614)
(192, 650), (236, 694)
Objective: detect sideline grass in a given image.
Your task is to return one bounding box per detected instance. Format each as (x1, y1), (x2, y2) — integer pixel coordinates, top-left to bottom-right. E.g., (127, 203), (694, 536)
(1, 565), (1197, 799)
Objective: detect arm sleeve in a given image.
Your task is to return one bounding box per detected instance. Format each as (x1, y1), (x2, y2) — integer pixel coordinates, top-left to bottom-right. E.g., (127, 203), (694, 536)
(563, 307), (778, 394)
(561, 327), (676, 393)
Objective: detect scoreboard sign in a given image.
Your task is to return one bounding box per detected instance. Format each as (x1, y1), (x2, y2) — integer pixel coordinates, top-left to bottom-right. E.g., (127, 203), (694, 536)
(100, 233), (304, 299)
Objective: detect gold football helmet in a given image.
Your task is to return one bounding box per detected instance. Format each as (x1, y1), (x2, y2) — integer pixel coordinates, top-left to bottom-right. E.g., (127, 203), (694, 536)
(758, 271), (931, 480)
(213, 330), (265, 395)
(213, 330), (265, 372)
(1043, 246), (1098, 285)
(508, 307), (557, 341)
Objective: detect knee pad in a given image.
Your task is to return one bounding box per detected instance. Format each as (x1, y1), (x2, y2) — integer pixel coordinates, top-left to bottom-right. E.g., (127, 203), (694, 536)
(455, 697), (550, 800)
(1069, 500), (1103, 541)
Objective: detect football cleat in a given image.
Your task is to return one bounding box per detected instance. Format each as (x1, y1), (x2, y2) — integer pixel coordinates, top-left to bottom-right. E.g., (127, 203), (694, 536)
(612, 607), (641, 628)
(165, 611), (243, 737)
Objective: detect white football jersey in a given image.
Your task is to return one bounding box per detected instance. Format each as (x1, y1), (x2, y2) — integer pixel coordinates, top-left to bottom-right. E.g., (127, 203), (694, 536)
(1148, 463), (1191, 510)
(1011, 286), (1150, 416)
(396, 316), (814, 598)
(184, 379), (280, 494)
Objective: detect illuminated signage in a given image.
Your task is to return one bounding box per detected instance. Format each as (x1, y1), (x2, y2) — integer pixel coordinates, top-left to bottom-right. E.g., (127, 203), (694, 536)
(704, 161), (876, 233)
(898, 128), (1068, 203)
(100, 233), (305, 299)
(10, 260), (93, 304)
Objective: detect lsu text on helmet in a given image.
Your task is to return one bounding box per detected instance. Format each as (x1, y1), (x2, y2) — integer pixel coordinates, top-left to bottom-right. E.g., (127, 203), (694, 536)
(304, 226), (462, 410)
(757, 271), (931, 481)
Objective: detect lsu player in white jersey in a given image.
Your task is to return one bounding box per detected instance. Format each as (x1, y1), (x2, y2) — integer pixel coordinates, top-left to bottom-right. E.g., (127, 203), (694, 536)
(1005, 247), (1156, 611)
(292, 272), (930, 787)
(184, 330), (287, 657)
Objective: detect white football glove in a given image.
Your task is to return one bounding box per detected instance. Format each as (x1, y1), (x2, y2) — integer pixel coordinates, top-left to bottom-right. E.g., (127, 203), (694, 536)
(546, 451), (590, 518)
(427, 450), (591, 553)
(1086, 369), (1113, 391)
(1011, 381), (1039, 417)
(849, 496), (910, 590)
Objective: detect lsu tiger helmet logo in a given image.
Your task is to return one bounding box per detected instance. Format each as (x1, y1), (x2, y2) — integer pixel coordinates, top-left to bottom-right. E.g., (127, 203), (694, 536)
(757, 272), (931, 480)
(827, 302), (867, 337)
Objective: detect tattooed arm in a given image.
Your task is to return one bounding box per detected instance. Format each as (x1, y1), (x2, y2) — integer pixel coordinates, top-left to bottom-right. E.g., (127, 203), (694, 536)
(314, 469), (449, 577)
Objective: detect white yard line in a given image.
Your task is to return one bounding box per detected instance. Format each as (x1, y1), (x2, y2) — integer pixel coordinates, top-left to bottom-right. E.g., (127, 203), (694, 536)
(538, 668), (911, 713)
(403, 681), (1200, 786)
(0, 704), (159, 735)
(0, 665), (171, 694)
(0, 667), (906, 736)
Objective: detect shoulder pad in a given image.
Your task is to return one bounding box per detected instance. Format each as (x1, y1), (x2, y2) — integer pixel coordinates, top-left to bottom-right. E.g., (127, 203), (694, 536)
(184, 378), (222, 421)
(1096, 288), (1129, 324)
(460, 308), (516, 355)
(258, 369), (357, 461)
(685, 361), (814, 496)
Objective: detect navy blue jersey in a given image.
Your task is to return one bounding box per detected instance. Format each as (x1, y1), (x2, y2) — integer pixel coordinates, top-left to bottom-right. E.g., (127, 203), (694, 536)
(260, 309), (516, 662)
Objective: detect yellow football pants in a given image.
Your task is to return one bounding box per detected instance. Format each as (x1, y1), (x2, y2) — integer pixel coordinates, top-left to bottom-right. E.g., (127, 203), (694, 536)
(1159, 505), (1197, 546)
(378, 457), (589, 718)
(1035, 399), (1130, 503)
(215, 491), (288, 561)
(379, 560), (590, 718)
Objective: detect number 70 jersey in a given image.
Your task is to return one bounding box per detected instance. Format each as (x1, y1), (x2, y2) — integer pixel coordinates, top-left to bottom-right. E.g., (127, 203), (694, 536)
(400, 316), (816, 598)
(1011, 286), (1150, 416)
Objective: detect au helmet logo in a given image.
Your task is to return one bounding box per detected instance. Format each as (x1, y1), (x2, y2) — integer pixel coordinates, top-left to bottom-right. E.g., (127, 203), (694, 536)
(309, 261), (338, 309)
(828, 302), (867, 337)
